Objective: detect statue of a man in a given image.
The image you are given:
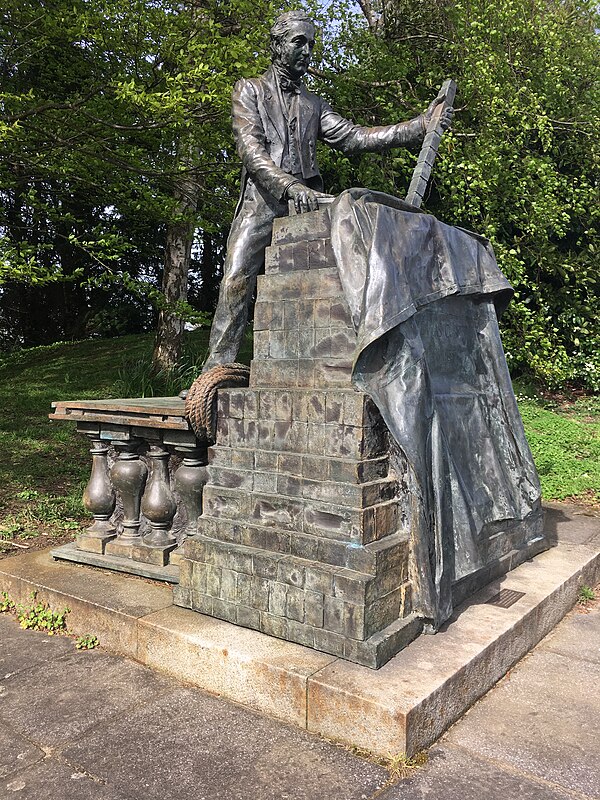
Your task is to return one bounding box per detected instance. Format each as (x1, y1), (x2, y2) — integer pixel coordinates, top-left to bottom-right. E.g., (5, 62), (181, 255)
(204, 9), (452, 369)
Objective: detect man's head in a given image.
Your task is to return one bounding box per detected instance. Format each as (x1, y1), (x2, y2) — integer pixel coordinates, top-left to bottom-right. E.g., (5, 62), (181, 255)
(270, 10), (316, 79)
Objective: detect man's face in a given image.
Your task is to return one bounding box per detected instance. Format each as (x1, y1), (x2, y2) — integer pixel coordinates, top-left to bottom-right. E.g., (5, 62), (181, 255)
(276, 21), (315, 79)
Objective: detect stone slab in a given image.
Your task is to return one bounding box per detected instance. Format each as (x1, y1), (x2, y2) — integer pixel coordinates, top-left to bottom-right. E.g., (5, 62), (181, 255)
(538, 597), (600, 664)
(271, 207), (331, 245)
(61, 685), (387, 800)
(0, 534), (598, 759)
(136, 605), (336, 727)
(0, 753), (130, 799)
(377, 744), (575, 800)
(52, 542), (179, 584)
(444, 648), (600, 798)
(0, 549), (174, 654)
(0, 612), (74, 677)
(306, 541), (600, 756)
(0, 648), (176, 747)
(0, 724), (44, 782)
(543, 501), (600, 545)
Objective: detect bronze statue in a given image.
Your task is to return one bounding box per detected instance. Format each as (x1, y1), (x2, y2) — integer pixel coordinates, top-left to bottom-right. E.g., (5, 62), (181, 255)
(204, 9), (453, 369)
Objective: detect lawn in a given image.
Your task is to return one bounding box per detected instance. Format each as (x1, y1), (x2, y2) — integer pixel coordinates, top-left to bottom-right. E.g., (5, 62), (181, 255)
(0, 332), (597, 557)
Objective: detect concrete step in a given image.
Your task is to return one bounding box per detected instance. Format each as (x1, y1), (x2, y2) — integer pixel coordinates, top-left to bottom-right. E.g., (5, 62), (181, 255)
(1, 516), (596, 756)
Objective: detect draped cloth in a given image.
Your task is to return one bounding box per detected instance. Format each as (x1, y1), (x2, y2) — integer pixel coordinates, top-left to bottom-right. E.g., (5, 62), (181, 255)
(330, 189), (543, 631)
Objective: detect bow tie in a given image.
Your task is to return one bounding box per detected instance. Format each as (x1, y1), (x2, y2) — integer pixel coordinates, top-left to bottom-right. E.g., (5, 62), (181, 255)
(279, 76), (302, 95)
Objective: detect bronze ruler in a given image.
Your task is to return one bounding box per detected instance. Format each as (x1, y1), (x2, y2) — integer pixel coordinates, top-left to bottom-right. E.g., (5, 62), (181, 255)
(405, 78), (456, 208)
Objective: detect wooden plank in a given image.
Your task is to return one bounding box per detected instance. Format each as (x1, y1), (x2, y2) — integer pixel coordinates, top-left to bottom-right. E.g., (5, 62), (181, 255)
(49, 400), (191, 430)
(51, 397), (186, 415)
(76, 397), (183, 410)
(49, 410), (190, 430)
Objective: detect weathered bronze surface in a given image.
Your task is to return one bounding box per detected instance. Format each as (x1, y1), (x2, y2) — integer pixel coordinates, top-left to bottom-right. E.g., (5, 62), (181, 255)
(204, 9), (452, 369)
(49, 399), (207, 574)
(329, 189), (545, 632)
(175, 205), (547, 667)
(50, 11), (547, 670)
(406, 78), (456, 208)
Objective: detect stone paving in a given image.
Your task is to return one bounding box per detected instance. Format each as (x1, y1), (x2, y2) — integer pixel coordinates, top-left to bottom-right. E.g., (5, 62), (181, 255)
(0, 518), (598, 800)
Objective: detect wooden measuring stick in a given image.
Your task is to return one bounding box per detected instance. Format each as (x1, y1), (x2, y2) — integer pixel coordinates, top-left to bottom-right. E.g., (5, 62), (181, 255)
(405, 78), (456, 208)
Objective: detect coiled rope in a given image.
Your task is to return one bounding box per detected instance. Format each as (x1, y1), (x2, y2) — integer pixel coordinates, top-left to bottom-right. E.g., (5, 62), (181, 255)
(184, 363), (250, 443)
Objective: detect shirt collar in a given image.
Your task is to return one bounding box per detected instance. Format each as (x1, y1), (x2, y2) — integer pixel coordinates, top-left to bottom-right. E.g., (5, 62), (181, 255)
(273, 64), (302, 94)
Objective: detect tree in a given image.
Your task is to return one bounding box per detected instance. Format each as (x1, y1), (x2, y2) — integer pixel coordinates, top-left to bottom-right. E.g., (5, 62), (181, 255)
(308, 0), (600, 389)
(3, 0), (597, 389)
(0, 0), (275, 360)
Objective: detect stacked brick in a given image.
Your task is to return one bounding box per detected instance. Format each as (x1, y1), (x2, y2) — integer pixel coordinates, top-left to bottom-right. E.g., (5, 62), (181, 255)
(174, 208), (421, 667)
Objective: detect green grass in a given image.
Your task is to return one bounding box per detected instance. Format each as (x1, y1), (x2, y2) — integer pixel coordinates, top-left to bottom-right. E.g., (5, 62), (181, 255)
(0, 327), (253, 552)
(514, 384), (600, 502)
(0, 332), (597, 554)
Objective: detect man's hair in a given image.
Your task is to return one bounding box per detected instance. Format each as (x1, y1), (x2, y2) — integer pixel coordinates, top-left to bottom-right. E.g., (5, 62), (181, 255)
(270, 10), (315, 60)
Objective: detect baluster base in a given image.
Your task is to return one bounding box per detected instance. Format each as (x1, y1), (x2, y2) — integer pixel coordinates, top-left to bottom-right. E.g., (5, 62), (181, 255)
(52, 541), (179, 583)
(105, 539), (135, 559)
(77, 521), (117, 554)
(168, 545), (187, 566)
(132, 541), (178, 567)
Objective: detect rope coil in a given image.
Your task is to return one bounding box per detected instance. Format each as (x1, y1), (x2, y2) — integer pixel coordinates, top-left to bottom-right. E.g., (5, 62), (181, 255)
(184, 363), (250, 443)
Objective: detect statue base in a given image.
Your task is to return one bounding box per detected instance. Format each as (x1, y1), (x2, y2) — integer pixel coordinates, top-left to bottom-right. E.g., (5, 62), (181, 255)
(174, 207), (547, 667)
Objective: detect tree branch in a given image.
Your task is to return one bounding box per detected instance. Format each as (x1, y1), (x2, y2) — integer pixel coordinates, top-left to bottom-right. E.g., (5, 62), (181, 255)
(356, 0), (381, 32)
(3, 90), (99, 124)
(308, 66), (406, 96)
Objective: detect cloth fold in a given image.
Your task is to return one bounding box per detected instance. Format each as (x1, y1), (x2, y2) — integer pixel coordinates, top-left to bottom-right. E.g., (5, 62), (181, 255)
(330, 189), (542, 631)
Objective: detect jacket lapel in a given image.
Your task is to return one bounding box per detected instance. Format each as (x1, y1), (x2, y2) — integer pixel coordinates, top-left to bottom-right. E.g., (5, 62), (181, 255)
(261, 67), (287, 145)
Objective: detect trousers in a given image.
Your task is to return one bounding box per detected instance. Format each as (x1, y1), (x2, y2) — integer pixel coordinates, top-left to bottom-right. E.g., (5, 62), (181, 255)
(204, 175), (322, 369)
(204, 179), (286, 369)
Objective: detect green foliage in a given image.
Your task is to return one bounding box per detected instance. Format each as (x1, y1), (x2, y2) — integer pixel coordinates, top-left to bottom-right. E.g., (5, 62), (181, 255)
(516, 388), (600, 501)
(115, 357), (203, 399)
(310, 0), (600, 389)
(0, 330), (597, 564)
(0, 328), (230, 547)
(15, 591), (69, 634)
(0, 332), (154, 550)
(1, 0), (597, 385)
(577, 584), (596, 604)
(114, 325), (252, 397)
(0, 589), (100, 648)
(0, 591), (15, 613)
(0, 0), (275, 348)
(75, 634), (99, 650)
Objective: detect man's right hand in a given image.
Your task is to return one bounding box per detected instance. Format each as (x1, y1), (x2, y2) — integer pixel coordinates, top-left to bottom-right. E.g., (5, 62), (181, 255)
(423, 96), (453, 133)
(287, 182), (319, 214)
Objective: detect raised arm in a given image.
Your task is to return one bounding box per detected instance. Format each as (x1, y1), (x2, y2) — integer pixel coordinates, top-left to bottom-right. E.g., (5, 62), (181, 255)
(318, 95), (452, 154)
(318, 100), (426, 153)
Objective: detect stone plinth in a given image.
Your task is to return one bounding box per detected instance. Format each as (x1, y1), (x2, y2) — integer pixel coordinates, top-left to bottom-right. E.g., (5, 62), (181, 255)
(6, 533), (600, 757)
(175, 209), (420, 667)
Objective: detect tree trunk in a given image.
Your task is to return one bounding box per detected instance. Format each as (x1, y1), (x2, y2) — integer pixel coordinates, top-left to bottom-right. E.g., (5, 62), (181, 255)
(152, 159), (199, 373)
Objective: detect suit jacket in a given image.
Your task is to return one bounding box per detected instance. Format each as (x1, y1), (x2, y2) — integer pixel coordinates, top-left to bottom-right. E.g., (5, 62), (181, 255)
(232, 66), (425, 204)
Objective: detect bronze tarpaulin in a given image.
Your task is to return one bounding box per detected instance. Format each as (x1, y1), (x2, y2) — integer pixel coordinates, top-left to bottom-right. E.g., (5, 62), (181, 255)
(330, 189), (542, 631)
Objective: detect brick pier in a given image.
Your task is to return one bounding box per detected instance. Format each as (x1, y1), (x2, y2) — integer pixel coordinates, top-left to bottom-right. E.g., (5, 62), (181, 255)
(174, 208), (420, 667)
